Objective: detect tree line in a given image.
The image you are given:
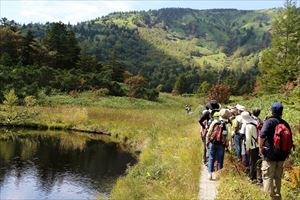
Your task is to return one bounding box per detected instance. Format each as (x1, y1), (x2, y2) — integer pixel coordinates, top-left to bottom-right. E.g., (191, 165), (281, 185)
(0, 2), (299, 103)
(0, 20), (158, 102)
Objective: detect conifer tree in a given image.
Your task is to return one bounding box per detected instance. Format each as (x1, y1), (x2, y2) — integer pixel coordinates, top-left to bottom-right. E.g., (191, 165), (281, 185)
(44, 22), (80, 69)
(21, 30), (35, 65)
(258, 0), (300, 93)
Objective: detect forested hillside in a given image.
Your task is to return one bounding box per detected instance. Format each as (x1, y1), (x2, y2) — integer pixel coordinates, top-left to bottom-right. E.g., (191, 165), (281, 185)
(1, 7), (299, 101)
(73, 8), (275, 93)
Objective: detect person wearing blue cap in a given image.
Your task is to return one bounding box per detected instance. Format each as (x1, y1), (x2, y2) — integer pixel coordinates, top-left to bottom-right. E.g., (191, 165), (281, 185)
(259, 102), (293, 200)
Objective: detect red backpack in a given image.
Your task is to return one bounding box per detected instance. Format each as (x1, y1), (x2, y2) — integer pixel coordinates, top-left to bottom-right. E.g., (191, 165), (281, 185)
(210, 121), (227, 145)
(273, 123), (293, 153)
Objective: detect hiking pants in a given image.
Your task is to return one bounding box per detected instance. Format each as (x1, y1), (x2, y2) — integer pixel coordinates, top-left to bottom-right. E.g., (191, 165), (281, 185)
(202, 136), (208, 163)
(233, 134), (242, 159)
(256, 158), (263, 183)
(262, 160), (284, 199)
(208, 143), (225, 173)
(249, 148), (259, 180)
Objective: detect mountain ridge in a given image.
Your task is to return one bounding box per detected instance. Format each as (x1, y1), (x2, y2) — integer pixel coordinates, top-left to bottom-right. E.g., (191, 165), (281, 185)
(18, 8), (277, 93)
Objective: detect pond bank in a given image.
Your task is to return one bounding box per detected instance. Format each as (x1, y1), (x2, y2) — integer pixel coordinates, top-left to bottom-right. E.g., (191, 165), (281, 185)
(0, 94), (203, 199)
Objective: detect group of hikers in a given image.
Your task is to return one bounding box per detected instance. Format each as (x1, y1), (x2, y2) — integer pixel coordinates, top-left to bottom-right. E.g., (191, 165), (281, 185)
(198, 100), (293, 200)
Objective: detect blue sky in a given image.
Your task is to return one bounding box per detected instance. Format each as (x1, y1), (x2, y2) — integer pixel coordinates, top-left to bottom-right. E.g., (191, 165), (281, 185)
(1, 0), (286, 24)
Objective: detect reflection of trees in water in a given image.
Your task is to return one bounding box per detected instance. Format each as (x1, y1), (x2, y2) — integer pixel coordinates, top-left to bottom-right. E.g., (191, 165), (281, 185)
(0, 133), (136, 195)
(59, 133), (87, 151)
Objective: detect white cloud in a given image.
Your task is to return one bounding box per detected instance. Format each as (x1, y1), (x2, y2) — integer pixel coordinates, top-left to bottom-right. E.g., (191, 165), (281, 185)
(17, 1), (136, 24)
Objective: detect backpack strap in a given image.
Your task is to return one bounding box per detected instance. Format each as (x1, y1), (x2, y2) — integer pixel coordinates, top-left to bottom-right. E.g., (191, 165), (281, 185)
(246, 122), (258, 148)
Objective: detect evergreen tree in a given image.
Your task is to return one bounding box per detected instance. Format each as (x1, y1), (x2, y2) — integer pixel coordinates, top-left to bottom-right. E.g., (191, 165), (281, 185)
(44, 22), (80, 69)
(0, 27), (22, 65)
(104, 50), (125, 82)
(21, 30), (35, 65)
(258, 0), (300, 93)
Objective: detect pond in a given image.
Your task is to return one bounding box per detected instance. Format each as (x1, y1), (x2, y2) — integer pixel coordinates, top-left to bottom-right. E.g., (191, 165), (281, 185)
(0, 129), (136, 199)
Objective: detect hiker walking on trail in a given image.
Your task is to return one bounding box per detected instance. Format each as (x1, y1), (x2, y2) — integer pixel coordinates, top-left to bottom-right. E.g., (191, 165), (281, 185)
(185, 104), (191, 114)
(241, 111), (260, 183)
(259, 102), (293, 200)
(251, 108), (263, 184)
(232, 105), (246, 162)
(206, 109), (231, 180)
(199, 100), (221, 165)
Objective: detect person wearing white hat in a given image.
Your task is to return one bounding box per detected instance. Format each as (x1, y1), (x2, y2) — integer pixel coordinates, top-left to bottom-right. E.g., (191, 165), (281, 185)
(232, 105), (246, 162)
(241, 111), (260, 183)
(206, 109), (231, 180)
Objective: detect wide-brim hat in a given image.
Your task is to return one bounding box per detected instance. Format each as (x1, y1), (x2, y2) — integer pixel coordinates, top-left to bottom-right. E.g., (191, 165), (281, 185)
(241, 111), (256, 124)
(208, 100), (221, 110)
(219, 109), (231, 120)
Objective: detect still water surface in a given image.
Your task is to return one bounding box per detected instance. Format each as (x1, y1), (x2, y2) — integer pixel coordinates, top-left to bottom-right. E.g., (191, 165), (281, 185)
(0, 130), (136, 199)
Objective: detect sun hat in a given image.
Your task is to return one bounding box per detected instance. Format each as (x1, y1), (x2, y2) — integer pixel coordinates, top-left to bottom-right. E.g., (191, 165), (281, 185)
(236, 104), (246, 111)
(208, 100), (221, 110)
(241, 111), (257, 124)
(219, 109), (231, 120)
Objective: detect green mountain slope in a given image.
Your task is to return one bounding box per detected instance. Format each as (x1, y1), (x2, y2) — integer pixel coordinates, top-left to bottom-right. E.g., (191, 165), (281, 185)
(21, 8), (277, 93)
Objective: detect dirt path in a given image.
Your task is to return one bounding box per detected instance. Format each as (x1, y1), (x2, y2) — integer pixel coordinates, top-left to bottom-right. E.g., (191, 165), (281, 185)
(198, 164), (219, 200)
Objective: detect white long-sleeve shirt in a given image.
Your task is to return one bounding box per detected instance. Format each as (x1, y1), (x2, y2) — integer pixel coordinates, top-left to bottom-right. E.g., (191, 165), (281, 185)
(244, 123), (259, 151)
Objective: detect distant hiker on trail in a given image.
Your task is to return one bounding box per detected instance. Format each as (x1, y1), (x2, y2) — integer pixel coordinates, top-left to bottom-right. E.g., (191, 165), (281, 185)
(241, 111), (260, 184)
(259, 102), (293, 200)
(206, 109), (231, 180)
(199, 100), (221, 165)
(185, 104), (191, 114)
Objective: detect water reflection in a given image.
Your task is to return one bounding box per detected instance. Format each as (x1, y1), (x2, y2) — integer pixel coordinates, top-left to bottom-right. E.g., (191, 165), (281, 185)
(0, 130), (136, 199)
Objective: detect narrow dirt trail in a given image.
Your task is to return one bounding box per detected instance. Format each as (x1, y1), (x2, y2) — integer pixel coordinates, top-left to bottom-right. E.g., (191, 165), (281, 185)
(198, 164), (219, 200)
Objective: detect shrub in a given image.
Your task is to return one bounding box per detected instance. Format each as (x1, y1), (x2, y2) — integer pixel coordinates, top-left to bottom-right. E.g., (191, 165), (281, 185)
(208, 83), (230, 104)
(3, 89), (18, 106)
(93, 88), (110, 98)
(197, 81), (211, 96)
(24, 96), (37, 106)
(126, 75), (146, 99)
(68, 90), (79, 98)
(37, 90), (50, 105)
(146, 89), (159, 101)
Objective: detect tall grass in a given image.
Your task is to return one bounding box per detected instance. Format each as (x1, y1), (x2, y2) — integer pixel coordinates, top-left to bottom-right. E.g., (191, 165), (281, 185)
(0, 93), (204, 199)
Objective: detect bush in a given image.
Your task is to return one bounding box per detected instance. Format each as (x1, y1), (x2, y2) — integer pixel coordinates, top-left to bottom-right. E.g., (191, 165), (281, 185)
(146, 89), (159, 101)
(3, 89), (18, 106)
(93, 88), (110, 98)
(208, 83), (230, 104)
(37, 90), (50, 105)
(108, 82), (126, 96)
(197, 81), (211, 96)
(68, 90), (79, 98)
(24, 96), (37, 106)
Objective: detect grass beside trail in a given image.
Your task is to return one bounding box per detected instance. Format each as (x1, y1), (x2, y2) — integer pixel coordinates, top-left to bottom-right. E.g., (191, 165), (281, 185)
(0, 93), (203, 199)
(216, 95), (300, 200)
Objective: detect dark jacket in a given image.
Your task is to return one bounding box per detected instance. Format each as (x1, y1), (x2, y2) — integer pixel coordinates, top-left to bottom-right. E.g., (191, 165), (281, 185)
(199, 110), (219, 130)
(199, 111), (210, 130)
(260, 116), (292, 161)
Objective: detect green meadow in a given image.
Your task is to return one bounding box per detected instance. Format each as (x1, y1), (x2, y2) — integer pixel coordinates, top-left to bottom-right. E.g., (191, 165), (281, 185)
(0, 92), (299, 199)
(0, 93), (203, 199)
